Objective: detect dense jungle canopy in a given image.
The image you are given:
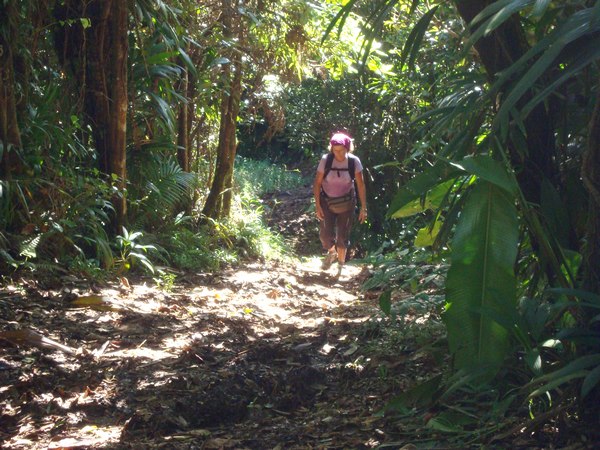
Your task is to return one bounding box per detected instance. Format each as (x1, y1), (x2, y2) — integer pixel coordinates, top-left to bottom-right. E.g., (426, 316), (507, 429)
(2, 0), (600, 448)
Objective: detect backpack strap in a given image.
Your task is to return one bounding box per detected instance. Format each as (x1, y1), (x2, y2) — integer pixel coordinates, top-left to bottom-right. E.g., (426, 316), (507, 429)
(348, 157), (355, 181)
(324, 153), (356, 180)
(324, 153), (335, 179)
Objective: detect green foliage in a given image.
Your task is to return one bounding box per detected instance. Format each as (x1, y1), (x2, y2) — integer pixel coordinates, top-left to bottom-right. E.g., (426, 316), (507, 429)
(128, 150), (197, 228)
(114, 227), (157, 274)
(154, 226), (232, 272)
(154, 213), (287, 273)
(382, 371), (523, 446)
(234, 156), (308, 197)
(363, 242), (447, 295)
(154, 271), (177, 292)
(444, 181), (519, 375)
(67, 255), (106, 282)
(146, 157), (295, 272)
(301, 0), (600, 444)
(518, 288), (600, 404)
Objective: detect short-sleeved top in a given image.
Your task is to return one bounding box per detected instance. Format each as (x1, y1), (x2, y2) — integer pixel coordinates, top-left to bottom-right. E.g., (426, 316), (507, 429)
(317, 153), (363, 197)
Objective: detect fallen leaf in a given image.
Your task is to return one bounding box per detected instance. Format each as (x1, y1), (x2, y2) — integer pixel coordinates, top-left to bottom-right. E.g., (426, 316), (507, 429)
(120, 277), (131, 290)
(70, 295), (117, 311)
(268, 289), (281, 299)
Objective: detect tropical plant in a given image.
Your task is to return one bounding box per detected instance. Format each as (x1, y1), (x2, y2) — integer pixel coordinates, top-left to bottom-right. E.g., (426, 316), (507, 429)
(127, 150), (197, 228)
(114, 227), (157, 274)
(326, 0), (600, 436)
(234, 156), (307, 198)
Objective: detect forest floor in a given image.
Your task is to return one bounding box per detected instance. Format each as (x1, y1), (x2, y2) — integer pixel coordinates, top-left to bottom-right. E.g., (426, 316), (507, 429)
(0, 185), (441, 449)
(0, 186), (586, 449)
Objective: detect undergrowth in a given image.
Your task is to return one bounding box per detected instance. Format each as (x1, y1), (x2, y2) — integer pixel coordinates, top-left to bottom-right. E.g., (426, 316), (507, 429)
(360, 244), (518, 447)
(151, 157), (301, 273)
(0, 157), (304, 283)
(361, 239), (597, 447)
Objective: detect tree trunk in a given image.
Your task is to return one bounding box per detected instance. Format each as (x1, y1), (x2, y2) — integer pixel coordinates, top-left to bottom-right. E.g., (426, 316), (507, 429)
(106, 1), (128, 232)
(583, 82), (600, 293)
(177, 60), (198, 215)
(177, 72), (190, 173)
(220, 59), (242, 218)
(54, 0), (128, 233)
(452, 0), (558, 205)
(202, 0), (242, 220)
(202, 58), (242, 219)
(0, 2), (23, 179)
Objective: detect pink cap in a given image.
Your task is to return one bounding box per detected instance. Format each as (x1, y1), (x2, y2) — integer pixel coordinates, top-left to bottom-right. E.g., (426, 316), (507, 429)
(330, 132), (351, 149)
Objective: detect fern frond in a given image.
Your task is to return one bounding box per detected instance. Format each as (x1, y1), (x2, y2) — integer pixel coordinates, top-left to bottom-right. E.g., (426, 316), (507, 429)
(20, 235), (41, 259)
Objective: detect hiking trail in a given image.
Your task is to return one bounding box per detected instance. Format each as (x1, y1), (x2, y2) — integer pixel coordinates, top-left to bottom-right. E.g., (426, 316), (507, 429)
(1, 184), (430, 449)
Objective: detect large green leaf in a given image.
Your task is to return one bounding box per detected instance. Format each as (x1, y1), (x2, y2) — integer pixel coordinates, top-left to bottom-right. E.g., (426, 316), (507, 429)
(388, 164), (460, 218)
(494, 8), (600, 126)
(449, 155), (518, 195)
(521, 35), (600, 119)
(443, 181), (519, 375)
(414, 216), (443, 247)
(391, 178), (456, 219)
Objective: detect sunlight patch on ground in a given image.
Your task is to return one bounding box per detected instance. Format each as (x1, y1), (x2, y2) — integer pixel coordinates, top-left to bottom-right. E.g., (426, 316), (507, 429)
(4, 424), (122, 449)
(298, 256), (363, 280)
(163, 333), (202, 351)
(250, 296), (293, 321)
(225, 268), (271, 284)
(46, 425), (122, 449)
(105, 347), (176, 361)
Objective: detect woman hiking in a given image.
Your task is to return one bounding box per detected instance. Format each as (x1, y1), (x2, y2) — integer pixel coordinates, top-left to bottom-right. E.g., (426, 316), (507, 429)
(313, 132), (367, 273)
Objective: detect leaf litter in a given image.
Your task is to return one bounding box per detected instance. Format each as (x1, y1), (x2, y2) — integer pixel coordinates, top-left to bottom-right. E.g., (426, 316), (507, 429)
(1, 256), (421, 449)
(0, 184), (434, 449)
(0, 185), (532, 449)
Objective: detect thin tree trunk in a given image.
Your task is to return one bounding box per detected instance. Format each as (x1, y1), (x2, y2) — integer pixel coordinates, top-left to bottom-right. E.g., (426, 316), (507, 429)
(0, 2), (23, 179)
(106, 1), (128, 232)
(177, 69), (190, 173)
(220, 58), (242, 218)
(202, 0), (242, 220)
(177, 62), (198, 215)
(186, 79), (195, 173)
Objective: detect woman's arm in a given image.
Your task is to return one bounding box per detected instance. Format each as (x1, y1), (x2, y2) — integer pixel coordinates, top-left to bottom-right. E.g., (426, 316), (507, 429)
(355, 171), (367, 223)
(313, 171), (325, 221)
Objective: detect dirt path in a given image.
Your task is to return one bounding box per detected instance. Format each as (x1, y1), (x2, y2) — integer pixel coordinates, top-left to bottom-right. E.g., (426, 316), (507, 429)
(0, 257), (418, 449)
(4, 184), (587, 449)
(1, 185), (431, 449)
